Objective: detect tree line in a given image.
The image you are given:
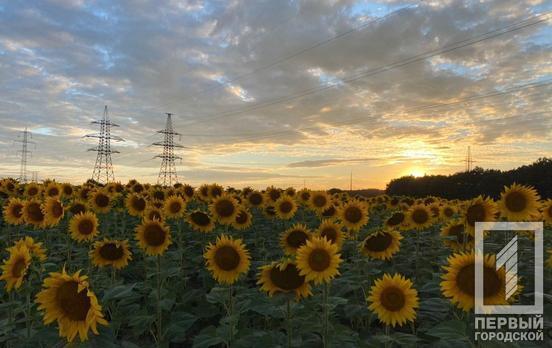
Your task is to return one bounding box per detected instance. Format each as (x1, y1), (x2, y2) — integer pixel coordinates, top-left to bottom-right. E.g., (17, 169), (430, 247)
(385, 157), (552, 200)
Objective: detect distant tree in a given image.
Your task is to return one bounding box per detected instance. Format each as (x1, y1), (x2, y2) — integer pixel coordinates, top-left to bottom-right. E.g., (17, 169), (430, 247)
(385, 158), (552, 199)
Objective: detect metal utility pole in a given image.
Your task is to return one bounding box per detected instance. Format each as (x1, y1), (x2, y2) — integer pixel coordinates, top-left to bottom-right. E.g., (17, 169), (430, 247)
(153, 113), (185, 186)
(465, 146), (476, 172)
(15, 127), (34, 183)
(85, 105), (124, 184)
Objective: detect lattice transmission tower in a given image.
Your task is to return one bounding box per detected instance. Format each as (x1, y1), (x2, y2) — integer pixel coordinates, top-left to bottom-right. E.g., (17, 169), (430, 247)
(85, 105), (124, 184)
(15, 127), (35, 183)
(464, 146), (476, 172)
(153, 113), (185, 186)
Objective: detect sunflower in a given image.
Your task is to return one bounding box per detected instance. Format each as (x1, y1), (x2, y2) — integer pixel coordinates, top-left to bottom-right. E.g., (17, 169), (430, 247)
(497, 183), (541, 221)
(90, 239), (132, 269)
(309, 191), (331, 212)
(149, 186), (166, 201)
(296, 236), (341, 284)
(280, 224), (312, 255)
(187, 210), (215, 233)
(208, 184), (224, 200)
(441, 204), (456, 220)
(428, 203), (442, 220)
(361, 230), (402, 260)
(3, 198), (25, 225)
(367, 273), (419, 327)
(406, 204), (433, 230)
(320, 204), (338, 219)
(440, 220), (473, 250)
(246, 190), (265, 208)
(43, 197), (65, 227)
(265, 186), (282, 204)
(23, 199), (46, 228)
(131, 183), (145, 194)
(204, 234), (250, 285)
(9, 236), (47, 262)
(210, 193), (239, 225)
(384, 211), (408, 231)
(144, 206), (164, 222)
(125, 194), (147, 217)
(463, 196), (497, 233)
(78, 187), (92, 201)
(25, 182), (42, 198)
(45, 182), (62, 198)
(541, 199), (552, 225)
(258, 261), (312, 300)
(441, 251), (508, 312)
(387, 196), (401, 209)
(232, 208), (253, 230)
(317, 220), (344, 248)
(69, 212), (99, 242)
(68, 200), (88, 216)
(339, 199), (369, 231)
(297, 188), (311, 205)
(163, 195), (186, 219)
(263, 205), (277, 219)
(197, 184), (210, 201)
(274, 196), (297, 220)
(61, 183), (74, 198)
(181, 184), (195, 200)
(35, 269), (108, 342)
(135, 219), (172, 256)
(89, 190), (112, 214)
(0, 244), (32, 292)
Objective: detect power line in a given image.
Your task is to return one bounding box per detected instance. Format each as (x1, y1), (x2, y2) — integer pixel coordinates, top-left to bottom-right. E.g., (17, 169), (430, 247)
(181, 12), (550, 127)
(180, 3), (420, 103)
(178, 79), (551, 143)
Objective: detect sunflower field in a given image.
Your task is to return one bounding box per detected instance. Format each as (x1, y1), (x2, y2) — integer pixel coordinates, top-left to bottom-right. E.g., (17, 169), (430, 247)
(0, 178), (551, 347)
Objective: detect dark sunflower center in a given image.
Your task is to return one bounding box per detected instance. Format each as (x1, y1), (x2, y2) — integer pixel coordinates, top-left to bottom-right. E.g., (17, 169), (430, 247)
(95, 194), (110, 208)
(364, 233), (392, 252)
(466, 204), (485, 226)
(26, 202), (44, 222)
(191, 212), (210, 226)
(308, 249), (331, 272)
(322, 206), (336, 217)
(133, 184), (144, 193)
(132, 197), (146, 211)
(55, 281), (91, 321)
(11, 204), (23, 218)
(80, 189), (90, 200)
(144, 224), (166, 246)
(210, 187), (222, 198)
(12, 257), (27, 277)
(70, 203), (86, 215)
(99, 243), (124, 260)
(48, 187), (59, 197)
(312, 195), (327, 208)
(269, 190), (281, 202)
(248, 193), (262, 206)
(279, 201), (293, 214)
(344, 206), (362, 223)
(63, 186), (73, 195)
(412, 209), (429, 224)
(184, 186), (194, 197)
(28, 187), (38, 196)
(269, 264), (305, 291)
(390, 198), (399, 206)
(320, 227), (337, 243)
(215, 199), (235, 218)
(443, 207), (454, 217)
(380, 286), (406, 312)
(286, 230), (309, 249)
(300, 192), (310, 201)
(214, 246), (241, 271)
(235, 211), (248, 224)
(456, 265), (501, 298)
(387, 212), (404, 226)
(153, 191), (164, 200)
(51, 201), (64, 218)
(78, 219), (95, 235)
(169, 201), (182, 214)
(505, 192), (527, 212)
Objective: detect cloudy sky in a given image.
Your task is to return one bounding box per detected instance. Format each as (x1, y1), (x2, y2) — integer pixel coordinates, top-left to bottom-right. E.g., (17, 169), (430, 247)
(0, 0), (551, 189)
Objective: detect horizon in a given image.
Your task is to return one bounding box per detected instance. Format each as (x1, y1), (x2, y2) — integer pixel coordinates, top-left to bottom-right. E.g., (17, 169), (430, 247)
(1, 1), (551, 189)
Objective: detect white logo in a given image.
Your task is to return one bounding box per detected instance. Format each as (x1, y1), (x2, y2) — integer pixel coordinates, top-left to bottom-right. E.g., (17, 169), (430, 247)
(474, 222), (543, 315)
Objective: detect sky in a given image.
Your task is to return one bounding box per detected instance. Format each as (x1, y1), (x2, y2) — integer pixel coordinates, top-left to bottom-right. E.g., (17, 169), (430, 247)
(0, 0), (551, 189)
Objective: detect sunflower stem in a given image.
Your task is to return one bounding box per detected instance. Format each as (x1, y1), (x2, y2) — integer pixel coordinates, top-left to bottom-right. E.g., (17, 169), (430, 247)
(286, 297), (292, 348)
(156, 254), (162, 347)
(384, 325), (390, 348)
(323, 282), (329, 348)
